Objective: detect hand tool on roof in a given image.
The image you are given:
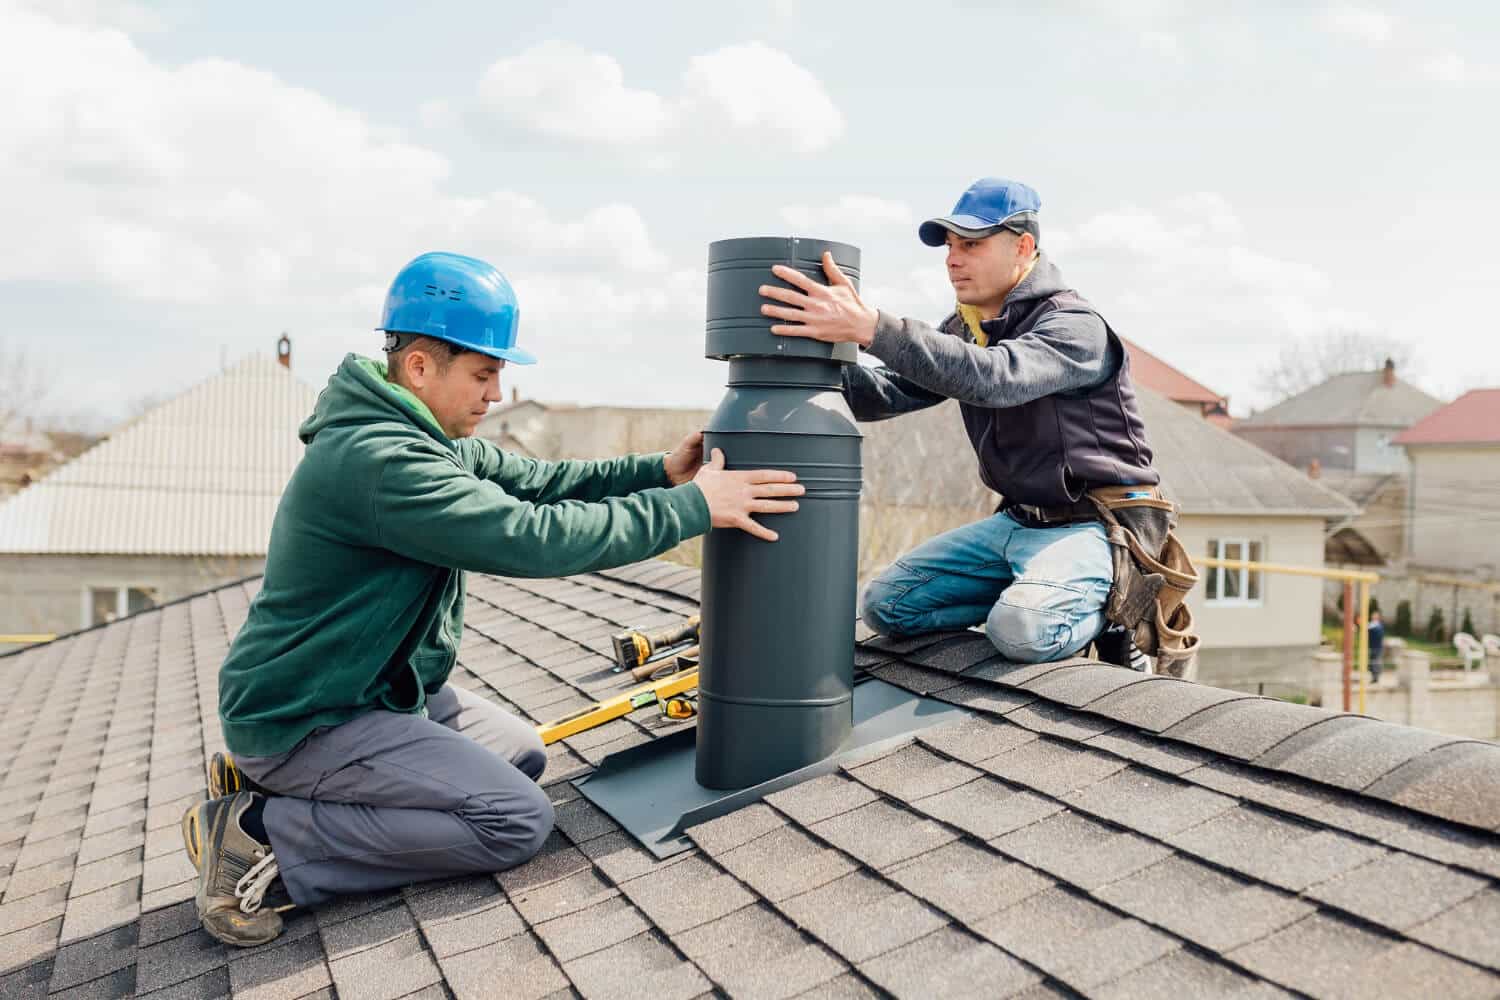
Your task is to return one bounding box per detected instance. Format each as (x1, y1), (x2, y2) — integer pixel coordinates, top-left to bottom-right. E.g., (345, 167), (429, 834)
(537, 666), (700, 745)
(610, 615), (700, 672)
(630, 645), (699, 683)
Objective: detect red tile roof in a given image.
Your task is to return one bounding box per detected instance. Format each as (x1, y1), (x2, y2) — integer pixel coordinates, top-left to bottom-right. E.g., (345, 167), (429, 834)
(1119, 337), (1227, 406)
(1393, 389), (1500, 446)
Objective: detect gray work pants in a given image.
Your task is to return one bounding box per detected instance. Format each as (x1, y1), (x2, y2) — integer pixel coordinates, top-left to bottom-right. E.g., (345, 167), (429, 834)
(235, 685), (553, 907)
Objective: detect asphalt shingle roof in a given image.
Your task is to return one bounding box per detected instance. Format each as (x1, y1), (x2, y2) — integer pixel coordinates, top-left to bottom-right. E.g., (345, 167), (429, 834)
(1239, 370), (1442, 430)
(3, 560), (1500, 998)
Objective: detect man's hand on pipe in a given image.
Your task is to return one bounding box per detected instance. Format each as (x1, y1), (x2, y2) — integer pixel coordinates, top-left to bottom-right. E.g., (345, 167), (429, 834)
(692, 448), (804, 542)
(760, 251), (878, 349)
(664, 430), (705, 486)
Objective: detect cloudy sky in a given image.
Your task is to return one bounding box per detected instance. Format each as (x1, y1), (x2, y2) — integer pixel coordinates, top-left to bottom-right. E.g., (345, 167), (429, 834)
(3, 0), (1497, 429)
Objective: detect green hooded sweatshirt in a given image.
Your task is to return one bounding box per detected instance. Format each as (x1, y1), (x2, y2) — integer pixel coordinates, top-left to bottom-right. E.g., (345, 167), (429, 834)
(218, 354), (710, 757)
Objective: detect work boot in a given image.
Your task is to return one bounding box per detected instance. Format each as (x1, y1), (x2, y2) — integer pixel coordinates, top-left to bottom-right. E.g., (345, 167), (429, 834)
(182, 791), (296, 911)
(183, 792), (287, 947)
(208, 751), (268, 800)
(1094, 625), (1152, 673)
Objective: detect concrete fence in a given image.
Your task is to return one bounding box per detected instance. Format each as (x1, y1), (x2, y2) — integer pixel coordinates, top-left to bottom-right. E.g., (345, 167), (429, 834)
(1320, 648), (1500, 740)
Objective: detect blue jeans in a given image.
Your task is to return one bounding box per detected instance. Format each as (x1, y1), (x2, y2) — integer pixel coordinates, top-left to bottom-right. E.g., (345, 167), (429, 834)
(861, 512), (1113, 663)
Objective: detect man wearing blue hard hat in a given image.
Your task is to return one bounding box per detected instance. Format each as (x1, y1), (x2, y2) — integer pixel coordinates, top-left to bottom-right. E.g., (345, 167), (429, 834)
(183, 252), (804, 947)
(762, 178), (1182, 673)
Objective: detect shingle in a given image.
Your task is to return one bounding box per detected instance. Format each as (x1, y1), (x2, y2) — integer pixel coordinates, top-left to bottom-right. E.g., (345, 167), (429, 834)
(1002, 701), (1120, 741)
(685, 802), (787, 856)
(1019, 664), (1159, 709)
(979, 737), (1128, 798)
(135, 925), (229, 993)
(137, 900), (203, 948)
(58, 877), (140, 944)
(495, 836), (591, 894)
(867, 662), (966, 697)
(936, 686), (1043, 729)
(68, 849), (142, 900)
(914, 715), (1039, 765)
(45, 923), (138, 992)
(1168, 805), (1388, 892)
(11, 831), (81, 872)
(907, 634), (1003, 675)
(74, 824), (145, 867)
(1084, 677), (1255, 733)
(804, 973), (883, 998)
(886, 840), (1053, 924)
(765, 773), (879, 826)
(47, 964), (136, 999)
(508, 866), (620, 926)
(713, 825), (859, 903)
(909, 776), (1065, 841)
(1083, 728), (1216, 775)
(313, 889), (405, 932)
(991, 810), (1172, 890)
(3, 856), (75, 901)
(1254, 715), (1465, 792)
(1307, 851), (1487, 931)
(1409, 887), (1500, 969)
(863, 630), (970, 656)
(975, 886), (1179, 987)
(1230, 913), (1499, 1000)
(532, 894), (650, 962)
(808, 799), (958, 871)
(0, 957), (51, 998)
(228, 931), (332, 1000)
(435, 932), (567, 1000)
(561, 932), (711, 1000)
(1364, 742), (1500, 831)
(615, 853), (755, 935)
(320, 902), (419, 961)
(0, 915), (62, 975)
(846, 744), (981, 801)
(405, 878), (526, 958)
(1091, 948), (1283, 1000)
(1062, 767), (1237, 838)
(325, 930), (442, 1000)
(549, 797), (618, 845)
(582, 831), (685, 886)
(674, 904), (846, 1000)
(858, 926), (1042, 1000)
(1094, 854), (1314, 953)
(1159, 699), (1339, 761)
(777, 870), (947, 963)
(960, 657), (1075, 688)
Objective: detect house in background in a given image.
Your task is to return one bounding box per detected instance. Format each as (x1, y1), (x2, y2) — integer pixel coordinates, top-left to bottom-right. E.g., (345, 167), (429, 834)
(1119, 336), (1233, 427)
(0, 350), (317, 649)
(1234, 359), (1442, 567)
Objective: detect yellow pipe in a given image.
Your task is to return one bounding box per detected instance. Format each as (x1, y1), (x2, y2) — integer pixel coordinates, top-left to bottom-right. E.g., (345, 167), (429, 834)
(1357, 580), (1371, 715)
(1199, 557), (1380, 584)
(0, 634), (55, 644)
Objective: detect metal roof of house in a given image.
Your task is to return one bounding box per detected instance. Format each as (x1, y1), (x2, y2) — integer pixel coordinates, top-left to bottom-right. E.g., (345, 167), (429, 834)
(1136, 388), (1357, 519)
(3, 561), (1499, 998)
(1240, 371), (1442, 430)
(1118, 337), (1227, 407)
(1393, 389), (1500, 447)
(0, 356), (318, 556)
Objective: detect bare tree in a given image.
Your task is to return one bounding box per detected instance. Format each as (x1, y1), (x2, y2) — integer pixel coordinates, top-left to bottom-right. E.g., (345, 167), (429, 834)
(1259, 329), (1418, 401)
(0, 339), (51, 440)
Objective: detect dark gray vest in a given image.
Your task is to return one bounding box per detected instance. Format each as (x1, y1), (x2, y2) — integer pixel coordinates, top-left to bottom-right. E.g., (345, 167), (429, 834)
(949, 292), (1158, 507)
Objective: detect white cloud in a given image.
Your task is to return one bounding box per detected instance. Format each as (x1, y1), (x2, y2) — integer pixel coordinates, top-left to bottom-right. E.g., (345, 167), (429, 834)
(474, 40), (843, 154)
(1422, 51), (1499, 85)
(477, 41), (673, 144)
(1139, 30), (1184, 62)
(0, 9), (703, 419)
(1319, 5), (1396, 46)
(779, 195), (914, 234)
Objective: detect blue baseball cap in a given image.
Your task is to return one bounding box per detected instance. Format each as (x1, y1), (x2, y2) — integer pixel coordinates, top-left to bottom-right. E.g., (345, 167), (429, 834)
(919, 178), (1041, 247)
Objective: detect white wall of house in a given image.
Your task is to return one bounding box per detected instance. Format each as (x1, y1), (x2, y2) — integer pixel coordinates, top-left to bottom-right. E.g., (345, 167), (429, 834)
(1406, 445), (1500, 573)
(0, 553), (264, 650)
(1175, 514), (1328, 693)
(1353, 426), (1412, 475)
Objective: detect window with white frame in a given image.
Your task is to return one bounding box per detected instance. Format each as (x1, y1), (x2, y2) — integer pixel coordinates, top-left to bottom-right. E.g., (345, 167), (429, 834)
(85, 586), (159, 627)
(1205, 539), (1264, 606)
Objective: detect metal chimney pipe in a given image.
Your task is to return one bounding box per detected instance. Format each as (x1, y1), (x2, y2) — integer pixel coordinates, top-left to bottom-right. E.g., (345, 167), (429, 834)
(696, 237), (863, 790)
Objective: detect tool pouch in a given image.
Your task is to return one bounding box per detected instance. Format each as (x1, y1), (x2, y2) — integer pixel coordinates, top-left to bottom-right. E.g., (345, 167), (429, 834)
(1087, 486), (1201, 679)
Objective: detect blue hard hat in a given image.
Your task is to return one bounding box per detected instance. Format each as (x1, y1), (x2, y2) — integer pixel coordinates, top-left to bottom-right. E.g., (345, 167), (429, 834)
(919, 178), (1041, 247)
(378, 252), (536, 365)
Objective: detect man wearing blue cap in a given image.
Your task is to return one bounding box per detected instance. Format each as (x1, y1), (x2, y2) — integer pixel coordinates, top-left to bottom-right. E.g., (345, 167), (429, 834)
(184, 252), (805, 946)
(761, 178), (1161, 668)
